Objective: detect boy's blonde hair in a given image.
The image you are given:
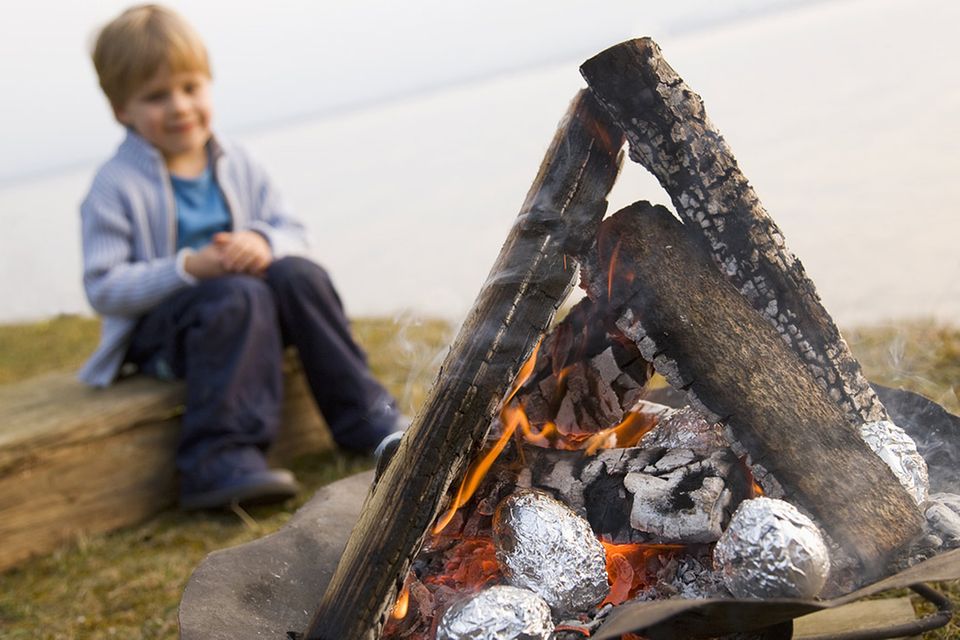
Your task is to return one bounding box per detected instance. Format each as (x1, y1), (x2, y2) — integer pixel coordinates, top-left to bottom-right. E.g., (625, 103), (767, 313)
(92, 4), (211, 108)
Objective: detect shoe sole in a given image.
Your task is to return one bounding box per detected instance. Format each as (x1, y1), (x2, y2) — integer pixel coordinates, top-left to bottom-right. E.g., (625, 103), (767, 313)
(180, 472), (300, 511)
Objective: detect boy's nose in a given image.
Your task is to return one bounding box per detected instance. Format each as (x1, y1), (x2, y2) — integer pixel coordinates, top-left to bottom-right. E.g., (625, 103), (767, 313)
(169, 90), (191, 113)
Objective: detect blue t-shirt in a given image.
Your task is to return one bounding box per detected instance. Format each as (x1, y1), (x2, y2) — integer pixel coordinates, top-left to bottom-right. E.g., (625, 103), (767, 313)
(171, 165), (232, 251)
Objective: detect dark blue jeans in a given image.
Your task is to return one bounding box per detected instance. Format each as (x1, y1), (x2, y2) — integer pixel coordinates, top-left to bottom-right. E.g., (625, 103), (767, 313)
(126, 257), (399, 486)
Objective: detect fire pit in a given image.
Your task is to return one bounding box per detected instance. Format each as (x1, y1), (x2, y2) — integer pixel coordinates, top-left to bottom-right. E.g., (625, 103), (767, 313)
(179, 384), (960, 640)
(180, 38), (960, 639)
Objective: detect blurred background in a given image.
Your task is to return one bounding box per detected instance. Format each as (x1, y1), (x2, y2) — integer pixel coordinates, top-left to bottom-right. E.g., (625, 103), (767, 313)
(1, 0), (958, 326)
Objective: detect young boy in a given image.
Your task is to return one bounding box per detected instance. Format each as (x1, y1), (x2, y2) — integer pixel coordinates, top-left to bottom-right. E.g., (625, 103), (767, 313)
(81, 4), (403, 510)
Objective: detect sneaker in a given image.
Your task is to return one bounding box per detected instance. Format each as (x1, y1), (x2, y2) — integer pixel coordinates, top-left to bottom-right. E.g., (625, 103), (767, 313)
(180, 468), (300, 511)
(373, 419), (411, 480)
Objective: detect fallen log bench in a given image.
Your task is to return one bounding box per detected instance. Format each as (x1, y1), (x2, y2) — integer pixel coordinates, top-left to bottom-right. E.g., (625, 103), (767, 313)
(0, 355), (333, 573)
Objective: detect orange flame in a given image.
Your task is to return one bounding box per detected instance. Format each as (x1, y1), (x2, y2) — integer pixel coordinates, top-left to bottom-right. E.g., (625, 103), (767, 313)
(582, 411), (656, 455)
(432, 341), (542, 534)
(390, 584), (410, 620)
(607, 239), (623, 299)
(516, 408), (657, 454)
(516, 406), (552, 447)
(739, 456), (764, 497)
(432, 406), (521, 533)
(505, 338), (542, 404)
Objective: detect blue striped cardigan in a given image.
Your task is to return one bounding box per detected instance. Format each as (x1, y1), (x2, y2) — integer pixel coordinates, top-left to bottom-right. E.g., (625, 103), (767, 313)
(78, 130), (309, 387)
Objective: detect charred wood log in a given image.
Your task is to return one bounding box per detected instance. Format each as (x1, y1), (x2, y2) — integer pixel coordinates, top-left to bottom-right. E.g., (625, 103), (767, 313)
(515, 439), (751, 545)
(518, 297), (653, 437)
(580, 37), (888, 426)
(303, 90), (624, 640)
(582, 201), (922, 576)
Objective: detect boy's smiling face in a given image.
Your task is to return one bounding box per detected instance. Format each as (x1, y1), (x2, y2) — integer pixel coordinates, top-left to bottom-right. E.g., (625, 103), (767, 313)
(115, 68), (213, 171)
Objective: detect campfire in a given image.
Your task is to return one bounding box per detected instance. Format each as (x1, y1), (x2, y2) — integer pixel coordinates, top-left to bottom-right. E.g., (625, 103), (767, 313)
(374, 239), (933, 638)
(294, 38), (960, 639)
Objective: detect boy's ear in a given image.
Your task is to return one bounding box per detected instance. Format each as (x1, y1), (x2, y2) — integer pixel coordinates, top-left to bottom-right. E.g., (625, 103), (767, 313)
(112, 102), (130, 126)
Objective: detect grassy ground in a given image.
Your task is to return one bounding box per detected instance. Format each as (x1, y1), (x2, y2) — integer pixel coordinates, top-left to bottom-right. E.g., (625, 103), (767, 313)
(847, 320), (960, 415)
(0, 315), (957, 638)
(0, 315), (101, 384)
(0, 314), (452, 639)
(844, 321), (960, 639)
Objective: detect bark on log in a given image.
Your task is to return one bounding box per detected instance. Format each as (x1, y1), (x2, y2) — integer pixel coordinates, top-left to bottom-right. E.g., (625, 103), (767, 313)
(582, 201), (922, 576)
(580, 38), (888, 426)
(303, 90), (624, 640)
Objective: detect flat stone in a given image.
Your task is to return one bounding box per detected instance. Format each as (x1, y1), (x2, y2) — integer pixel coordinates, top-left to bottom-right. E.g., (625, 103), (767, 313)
(178, 471), (371, 640)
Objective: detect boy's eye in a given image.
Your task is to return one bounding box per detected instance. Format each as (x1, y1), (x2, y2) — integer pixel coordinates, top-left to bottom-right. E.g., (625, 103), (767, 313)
(144, 91), (167, 102)
(183, 83), (196, 94)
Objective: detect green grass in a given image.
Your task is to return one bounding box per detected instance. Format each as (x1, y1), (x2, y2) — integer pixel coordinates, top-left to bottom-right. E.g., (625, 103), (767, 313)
(0, 450), (374, 639)
(846, 320), (960, 415)
(0, 316), (957, 638)
(0, 315), (101, 384)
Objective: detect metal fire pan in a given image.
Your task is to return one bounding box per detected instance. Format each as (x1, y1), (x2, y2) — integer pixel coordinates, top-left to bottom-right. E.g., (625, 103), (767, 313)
(592, 548), (960, 639)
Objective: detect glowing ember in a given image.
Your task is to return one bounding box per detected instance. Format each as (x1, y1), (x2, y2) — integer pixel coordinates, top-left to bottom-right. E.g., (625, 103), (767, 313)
(601, 542), (685, 605)
(423, 538), (501, 592)
(384, 538), (502, 639)
(604, 552), (634, 606)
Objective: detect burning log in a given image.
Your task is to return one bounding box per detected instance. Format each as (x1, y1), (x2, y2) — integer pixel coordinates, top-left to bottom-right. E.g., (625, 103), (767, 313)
(303, 90), (624, 640)
(583, 201), (923, 576)
(580, 38), (888, 427)
(517, 297), (654, 438)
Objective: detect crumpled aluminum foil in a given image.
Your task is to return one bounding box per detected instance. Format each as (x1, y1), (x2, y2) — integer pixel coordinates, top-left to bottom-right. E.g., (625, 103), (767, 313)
(435, 585), (554, 640)
(860, 420), (929, 504)
(493, 489), (610, 613)
(713, 497), (831, 599)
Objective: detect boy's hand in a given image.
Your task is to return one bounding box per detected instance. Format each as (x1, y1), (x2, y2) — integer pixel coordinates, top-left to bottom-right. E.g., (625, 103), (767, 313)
(184, 243), (228, 279)
(213, 231), (273, 275)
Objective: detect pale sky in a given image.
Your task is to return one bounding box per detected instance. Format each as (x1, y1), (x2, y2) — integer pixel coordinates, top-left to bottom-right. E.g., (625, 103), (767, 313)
(0, 0), (806, 182)
(2, 0), (957, 326)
